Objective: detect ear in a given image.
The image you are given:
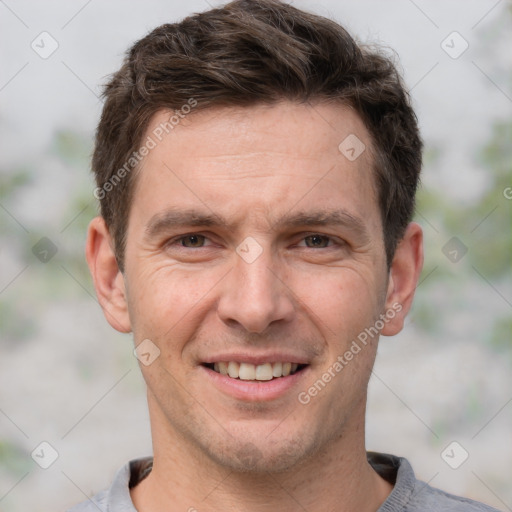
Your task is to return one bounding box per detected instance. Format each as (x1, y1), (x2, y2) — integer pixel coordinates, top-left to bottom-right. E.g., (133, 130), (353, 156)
(381, 222), (423, 336)
(85, 216), (131, 333)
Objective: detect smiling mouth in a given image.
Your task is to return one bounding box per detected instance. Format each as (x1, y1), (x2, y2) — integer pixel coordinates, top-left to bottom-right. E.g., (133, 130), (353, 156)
(203, 362), (308, 381)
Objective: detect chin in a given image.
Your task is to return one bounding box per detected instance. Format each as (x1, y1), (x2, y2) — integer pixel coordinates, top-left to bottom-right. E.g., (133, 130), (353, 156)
(205, 433), (318, 474)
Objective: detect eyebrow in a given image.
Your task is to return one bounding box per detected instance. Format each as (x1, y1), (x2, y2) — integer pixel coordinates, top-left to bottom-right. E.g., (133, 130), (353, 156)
(144, 208), (370, 243)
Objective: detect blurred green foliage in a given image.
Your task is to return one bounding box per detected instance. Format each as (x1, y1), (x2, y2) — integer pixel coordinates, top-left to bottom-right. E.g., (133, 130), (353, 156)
(469, 121), (512, 278)
(0, 129), (96, 347)
(0, 440), (31, 476)
(412, 118), (511, 345)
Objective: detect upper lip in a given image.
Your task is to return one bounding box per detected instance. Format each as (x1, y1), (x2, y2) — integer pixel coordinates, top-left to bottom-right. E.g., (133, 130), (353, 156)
(200, 352), (311, 365)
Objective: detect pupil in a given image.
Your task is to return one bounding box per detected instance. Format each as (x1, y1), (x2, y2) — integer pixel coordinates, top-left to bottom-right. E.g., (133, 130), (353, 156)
(184, 235), (202, 247)
(309, 235), (324, 247)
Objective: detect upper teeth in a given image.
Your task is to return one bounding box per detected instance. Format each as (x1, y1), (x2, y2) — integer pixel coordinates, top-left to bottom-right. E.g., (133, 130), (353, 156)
(212, 362), (299, 380)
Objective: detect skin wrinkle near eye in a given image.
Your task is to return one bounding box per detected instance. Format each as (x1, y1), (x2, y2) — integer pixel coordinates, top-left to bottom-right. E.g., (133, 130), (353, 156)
(157, 235), (360, 272)
(169, 233), (341, 250)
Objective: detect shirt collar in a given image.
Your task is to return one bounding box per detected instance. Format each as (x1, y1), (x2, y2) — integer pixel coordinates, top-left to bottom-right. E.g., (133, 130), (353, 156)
(104, 452), (412, 511)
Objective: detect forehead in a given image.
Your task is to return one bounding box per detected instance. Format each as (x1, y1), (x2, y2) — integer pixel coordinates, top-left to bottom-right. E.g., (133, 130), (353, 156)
(129, 101), (381, 235)
(144, 101), (372, 165)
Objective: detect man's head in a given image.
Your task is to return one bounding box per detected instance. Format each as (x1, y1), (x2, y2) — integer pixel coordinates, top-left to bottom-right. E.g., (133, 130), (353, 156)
(86, 0), (423, 476)
(92, 0), (422, 272)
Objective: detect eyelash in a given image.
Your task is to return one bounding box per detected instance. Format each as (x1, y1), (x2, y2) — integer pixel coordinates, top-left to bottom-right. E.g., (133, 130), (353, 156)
(167, 233), (341, 249)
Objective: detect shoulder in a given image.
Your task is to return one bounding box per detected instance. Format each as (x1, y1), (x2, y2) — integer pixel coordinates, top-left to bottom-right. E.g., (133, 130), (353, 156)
(367, 452), (502, 512)
(409, 481), (502, 512)
(65, 457), (152, 512)
(66, 489), (108, 512)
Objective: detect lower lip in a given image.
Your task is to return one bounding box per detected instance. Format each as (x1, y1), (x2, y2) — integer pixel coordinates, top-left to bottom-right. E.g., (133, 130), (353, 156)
(200, 365), (309, 402)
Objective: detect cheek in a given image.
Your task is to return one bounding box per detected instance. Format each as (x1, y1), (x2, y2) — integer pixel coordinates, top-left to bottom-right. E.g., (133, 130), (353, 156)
(298, 270), (383, 412)
(126, 265), (216, 343)
(297, 267), (384, 340)
(125, 257), (386, 354)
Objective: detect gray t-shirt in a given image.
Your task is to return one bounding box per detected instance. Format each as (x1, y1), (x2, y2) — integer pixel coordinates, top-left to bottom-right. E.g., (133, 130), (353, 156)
(67, 452), (502, 511)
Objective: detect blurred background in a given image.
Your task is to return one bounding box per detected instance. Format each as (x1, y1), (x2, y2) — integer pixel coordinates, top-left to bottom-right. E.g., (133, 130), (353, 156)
(0, 1), (511, 510)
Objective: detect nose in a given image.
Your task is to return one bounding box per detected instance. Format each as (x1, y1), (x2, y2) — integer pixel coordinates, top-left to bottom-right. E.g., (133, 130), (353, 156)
(217, 245), (295, 334)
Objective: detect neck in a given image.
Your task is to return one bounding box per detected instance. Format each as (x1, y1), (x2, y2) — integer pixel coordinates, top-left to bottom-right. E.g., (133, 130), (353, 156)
(131, 398), (393, 512)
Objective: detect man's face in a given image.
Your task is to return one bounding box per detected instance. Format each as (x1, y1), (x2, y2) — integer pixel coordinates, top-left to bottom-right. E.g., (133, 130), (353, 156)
(119, 102), (396, 471)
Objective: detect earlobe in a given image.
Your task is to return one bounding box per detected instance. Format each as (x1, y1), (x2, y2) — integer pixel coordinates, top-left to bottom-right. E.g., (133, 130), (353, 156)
(381, 222), (423, 336)
(85, 217), (132, 333)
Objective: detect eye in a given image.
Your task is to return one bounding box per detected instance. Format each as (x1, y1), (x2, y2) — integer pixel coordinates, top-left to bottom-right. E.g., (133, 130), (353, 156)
(163, 233), (218, 261)
(176, 235), (207, 248)
(299, 234), (335, 248)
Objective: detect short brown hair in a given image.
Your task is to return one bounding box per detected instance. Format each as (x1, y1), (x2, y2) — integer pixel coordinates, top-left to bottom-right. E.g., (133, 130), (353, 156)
(92, 0), (422, 271)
